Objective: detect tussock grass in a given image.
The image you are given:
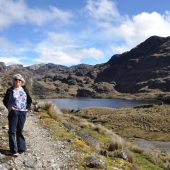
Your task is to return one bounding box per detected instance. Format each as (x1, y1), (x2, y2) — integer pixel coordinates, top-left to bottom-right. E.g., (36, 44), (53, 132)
(35, 102), (75, 140)
(48, 103), (63, 120)
(38, 102), (63, 122)
(65, 113), (126, 151)
(134, 153), (164, 170)
(129, 145), (143, 154)
(67, 105), (170, 141)
(62, 105), (170, 169)
(144, 151), (170, 169)
(109, 135), (125, 151)
(36, 102), (168, 169)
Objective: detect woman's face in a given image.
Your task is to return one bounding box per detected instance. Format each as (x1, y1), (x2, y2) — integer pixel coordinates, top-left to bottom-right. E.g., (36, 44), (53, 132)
(13, 78), (22, 88)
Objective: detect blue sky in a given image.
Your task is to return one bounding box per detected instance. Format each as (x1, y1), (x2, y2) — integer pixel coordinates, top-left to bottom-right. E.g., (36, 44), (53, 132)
(0, 0), (170, 66)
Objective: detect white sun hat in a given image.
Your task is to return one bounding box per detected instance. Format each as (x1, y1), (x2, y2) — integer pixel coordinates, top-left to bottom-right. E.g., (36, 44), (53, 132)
(13, 74), (25, 85)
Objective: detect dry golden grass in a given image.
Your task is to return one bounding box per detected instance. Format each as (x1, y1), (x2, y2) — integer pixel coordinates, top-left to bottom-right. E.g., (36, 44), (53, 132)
(144, 151), (170, 169)
(36, 102), (167, 169)
(38, 102), (63, 121)
(63, 112), (126, 151)
(64, 104), (170, 141)
(35, 102), (75, 141)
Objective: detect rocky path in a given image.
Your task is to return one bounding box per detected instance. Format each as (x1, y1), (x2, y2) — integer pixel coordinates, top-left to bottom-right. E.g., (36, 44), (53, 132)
(0, 112), (79, 170)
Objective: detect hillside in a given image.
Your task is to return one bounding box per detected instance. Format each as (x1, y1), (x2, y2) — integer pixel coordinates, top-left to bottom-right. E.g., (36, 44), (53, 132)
(96, 36), (170, 94)
(0, 36), (170, 100)
(1, 102), (168, 169)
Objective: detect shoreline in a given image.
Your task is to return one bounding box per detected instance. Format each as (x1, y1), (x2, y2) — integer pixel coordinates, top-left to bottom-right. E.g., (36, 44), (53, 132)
(34, 92), (169, 104)
(38, 97), (162, 111)
(128, 137), (170, 153)
(62, 104), (170, 142)
(1, 99), (169, 169)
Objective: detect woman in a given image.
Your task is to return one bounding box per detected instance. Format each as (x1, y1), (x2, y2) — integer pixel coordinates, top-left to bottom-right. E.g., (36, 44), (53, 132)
(3, 74), (32, 155)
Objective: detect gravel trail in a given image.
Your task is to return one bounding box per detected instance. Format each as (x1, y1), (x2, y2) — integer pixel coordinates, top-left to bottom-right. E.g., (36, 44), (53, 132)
(1, 112), (78, 170)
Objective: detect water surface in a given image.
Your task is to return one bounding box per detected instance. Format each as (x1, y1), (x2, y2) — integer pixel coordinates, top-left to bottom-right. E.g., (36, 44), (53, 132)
(42, 98), (170, 153)
(43, 98), (154, 109)
(134, 138), (170, 153)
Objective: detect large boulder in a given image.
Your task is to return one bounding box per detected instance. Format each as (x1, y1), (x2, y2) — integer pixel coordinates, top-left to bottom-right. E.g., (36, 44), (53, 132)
(85, 156), (106, 169)
(77, 88), (95, 97)
(93, 82), (116, 94)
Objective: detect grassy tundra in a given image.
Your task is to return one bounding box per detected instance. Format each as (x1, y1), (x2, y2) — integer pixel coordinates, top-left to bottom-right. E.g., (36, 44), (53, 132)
(62, 104), (170, 141)
(35, 102), (170, 169)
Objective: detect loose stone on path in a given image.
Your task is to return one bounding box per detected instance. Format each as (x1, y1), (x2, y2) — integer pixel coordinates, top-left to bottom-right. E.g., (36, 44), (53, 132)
(2, 112), (79, 170)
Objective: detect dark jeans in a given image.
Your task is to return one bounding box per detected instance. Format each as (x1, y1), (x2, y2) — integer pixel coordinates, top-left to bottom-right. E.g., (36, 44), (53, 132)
(8, 110), (27, 153)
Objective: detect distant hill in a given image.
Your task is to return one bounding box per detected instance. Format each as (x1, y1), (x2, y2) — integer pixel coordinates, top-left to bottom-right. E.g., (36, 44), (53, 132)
(0, 36), (170, 100)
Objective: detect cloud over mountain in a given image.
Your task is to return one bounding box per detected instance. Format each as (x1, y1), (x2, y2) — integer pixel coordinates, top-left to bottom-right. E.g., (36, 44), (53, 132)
(0, 0), (170, 66)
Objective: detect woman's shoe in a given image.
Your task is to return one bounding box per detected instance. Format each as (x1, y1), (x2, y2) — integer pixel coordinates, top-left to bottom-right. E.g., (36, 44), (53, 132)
(18, 150), (25, 154)
(7, 152), (19, 157)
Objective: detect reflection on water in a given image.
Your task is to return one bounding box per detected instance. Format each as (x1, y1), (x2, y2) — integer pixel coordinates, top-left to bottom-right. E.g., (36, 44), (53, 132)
(134, 138), (170, 153)
(42, 98), (155, 109)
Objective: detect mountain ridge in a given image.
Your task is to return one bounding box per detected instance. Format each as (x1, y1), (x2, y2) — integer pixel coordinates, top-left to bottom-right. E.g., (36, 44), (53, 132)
(0, 35), (170, 100)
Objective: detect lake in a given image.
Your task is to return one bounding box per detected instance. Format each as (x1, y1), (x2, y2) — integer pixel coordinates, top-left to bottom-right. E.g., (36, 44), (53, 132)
(41, 98), (170, 153)
(133, 138), (170, 153)
(42, 98), (155, 109)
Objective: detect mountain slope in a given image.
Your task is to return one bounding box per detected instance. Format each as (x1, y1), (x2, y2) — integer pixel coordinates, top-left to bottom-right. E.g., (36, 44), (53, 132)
(95, 36), (170, 93)
(0, 36), (170, 99)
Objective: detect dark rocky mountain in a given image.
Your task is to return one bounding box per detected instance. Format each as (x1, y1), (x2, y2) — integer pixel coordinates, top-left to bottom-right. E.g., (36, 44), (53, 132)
(0, 36), (170, 100)
(96, 36), (170, 94)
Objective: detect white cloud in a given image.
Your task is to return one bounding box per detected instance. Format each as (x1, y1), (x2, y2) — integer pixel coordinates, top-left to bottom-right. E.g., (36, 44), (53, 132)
(78, 48), (104, 59)
(0, 37), (15, 58)
(0, 57), (22, 65)
(111, 12), (170, 52)
(0, 0), (72, 29)
(0, 37), (13, 48)
(109, 44), (131, 54)
(35, 32), (104, 65)
(27, 6), (72, 26)
(85, 0), (119, 21)
(85, 0), (170, 54)
(1, 0), (170, 66)
(35, 51), (80, 65)
(116, 12), (170, 47)
(0, 36), (34, 65)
